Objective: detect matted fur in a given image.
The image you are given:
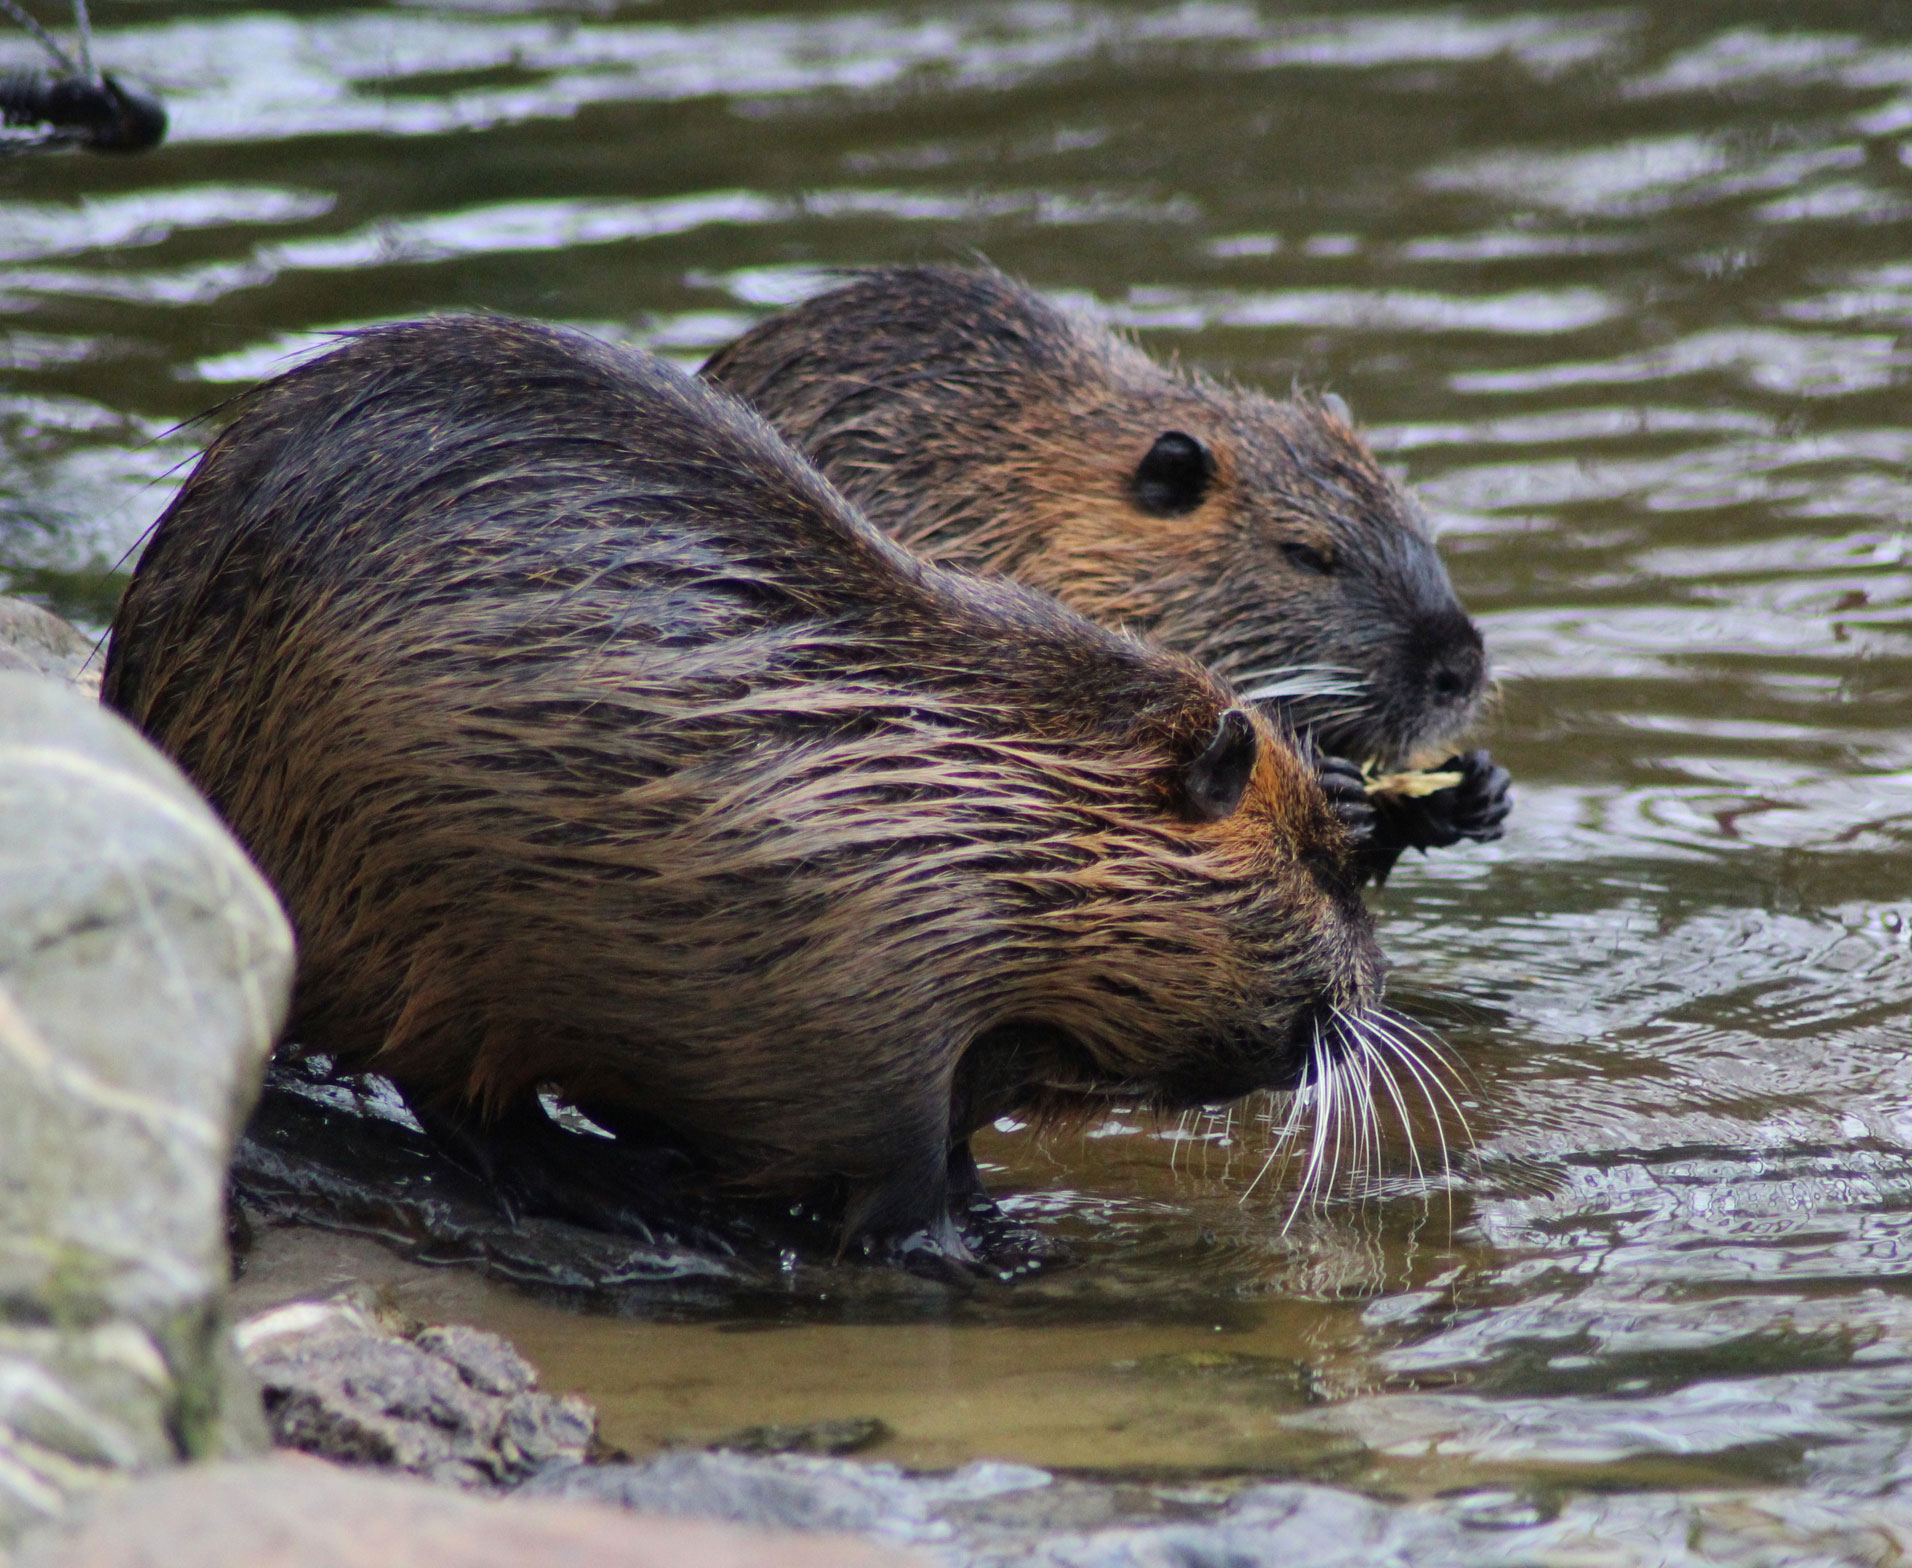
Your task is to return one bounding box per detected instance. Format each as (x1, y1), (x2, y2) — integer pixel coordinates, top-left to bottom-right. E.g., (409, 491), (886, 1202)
(105, 315), (1383, 1250)
(703, 264), (1487, 767)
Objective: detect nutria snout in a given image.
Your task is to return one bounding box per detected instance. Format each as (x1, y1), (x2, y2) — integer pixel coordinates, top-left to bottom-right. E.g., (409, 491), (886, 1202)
(104, 314), (1391, 1262)
(703, 264), (1512, 872)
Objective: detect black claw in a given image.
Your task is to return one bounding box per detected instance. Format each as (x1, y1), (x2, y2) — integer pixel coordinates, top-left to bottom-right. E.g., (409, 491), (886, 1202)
(1315, 752), (1376, 844)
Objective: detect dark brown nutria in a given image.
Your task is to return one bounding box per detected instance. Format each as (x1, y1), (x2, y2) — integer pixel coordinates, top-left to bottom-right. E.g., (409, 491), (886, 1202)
(103, 314), (1391, 1264)
(702, 264), (1511, 877)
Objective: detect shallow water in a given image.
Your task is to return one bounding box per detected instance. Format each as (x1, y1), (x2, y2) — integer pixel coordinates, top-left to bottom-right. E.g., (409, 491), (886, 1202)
(12, 0), (1912, 1552)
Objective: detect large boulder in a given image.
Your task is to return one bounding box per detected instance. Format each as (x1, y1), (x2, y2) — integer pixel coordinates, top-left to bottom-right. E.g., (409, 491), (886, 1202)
(0, 672), (295, 1542)
(0, 597), (101, 692)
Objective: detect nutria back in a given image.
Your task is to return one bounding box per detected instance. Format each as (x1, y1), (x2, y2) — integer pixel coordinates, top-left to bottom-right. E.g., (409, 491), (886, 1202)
(105, 315), (1385, 1255)
(703, 264), (1487, 770)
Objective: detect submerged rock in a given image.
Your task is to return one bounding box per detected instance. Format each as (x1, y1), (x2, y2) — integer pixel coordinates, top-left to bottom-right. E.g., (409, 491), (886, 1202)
(0, 598), (101, 692)
(713, 1416), (893, 1457)
(526, 1449), (1070, 1556)
(14, 1456), (914, 1568)
(0, 673), (295, 1541)
(1016, 1483), (1476, 1568)
(526, 1451), (1495, 1567)
(236, 1293), (596, 1489)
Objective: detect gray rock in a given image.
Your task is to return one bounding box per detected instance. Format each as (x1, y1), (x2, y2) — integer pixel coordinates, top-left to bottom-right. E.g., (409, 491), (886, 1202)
(0, 598), (101, 692)
(12, 1457), (915, 1568)
(0, 674), (295, 1542)
(527, 1449), (941, 1537)
(238, 1295), (596, 1487)
(413, 1323), (537, 1398)
(527, 1449), (1055, 1557)
(528, 1449), (1489, 1567)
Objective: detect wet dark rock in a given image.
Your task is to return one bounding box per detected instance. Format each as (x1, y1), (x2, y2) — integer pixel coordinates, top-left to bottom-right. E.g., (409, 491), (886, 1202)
(234, 1065), (752, 1306)
(237, 1295), (595, 1488)
(233, 1061), (994, 1317)
(0, 673), (293, 1542)
(14, 1456), (916, 1568)
(0, 598), (99, 691)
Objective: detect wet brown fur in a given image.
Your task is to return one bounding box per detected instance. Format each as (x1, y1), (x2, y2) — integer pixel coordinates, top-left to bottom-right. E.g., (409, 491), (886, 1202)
(703, 264), (1487, 767)
(104, 315), (1383, 1252)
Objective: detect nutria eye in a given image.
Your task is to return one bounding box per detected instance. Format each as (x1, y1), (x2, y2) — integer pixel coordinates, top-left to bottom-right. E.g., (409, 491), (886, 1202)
(1132, 431), (1215, 517)
(1281, 541), (1334, 575)
(1183, 707), (1258, 823)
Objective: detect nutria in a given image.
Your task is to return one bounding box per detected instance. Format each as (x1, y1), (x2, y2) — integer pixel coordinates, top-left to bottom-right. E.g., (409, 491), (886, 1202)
(104, 315), (1390, 1264)
(702, 265), (1511, 877)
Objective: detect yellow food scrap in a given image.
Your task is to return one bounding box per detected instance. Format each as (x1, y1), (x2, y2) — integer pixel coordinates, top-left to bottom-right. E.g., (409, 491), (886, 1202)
(1364, 768), (1463, 799)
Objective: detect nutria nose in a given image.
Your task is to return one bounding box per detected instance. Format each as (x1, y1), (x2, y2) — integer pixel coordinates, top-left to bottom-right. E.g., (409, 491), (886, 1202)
(1415, 611), (1485, 708)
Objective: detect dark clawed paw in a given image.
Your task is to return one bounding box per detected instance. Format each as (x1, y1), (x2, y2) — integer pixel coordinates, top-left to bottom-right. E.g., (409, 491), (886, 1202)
(1438, 749), (1513, 844)
(1354, 750), (1512, 885)
(1375, 750), (1513, 854)
(1314, 752), (1376, 843)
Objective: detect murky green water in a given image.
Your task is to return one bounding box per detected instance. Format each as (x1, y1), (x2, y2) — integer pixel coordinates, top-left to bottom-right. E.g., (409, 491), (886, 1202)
(12, 0), (1912, 1552)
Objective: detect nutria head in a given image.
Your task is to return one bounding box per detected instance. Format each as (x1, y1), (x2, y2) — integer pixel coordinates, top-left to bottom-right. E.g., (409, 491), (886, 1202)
(941, 676), (1384, 1144)
(106, 314), (1390, 1258)
(703, 264), (1488, 769)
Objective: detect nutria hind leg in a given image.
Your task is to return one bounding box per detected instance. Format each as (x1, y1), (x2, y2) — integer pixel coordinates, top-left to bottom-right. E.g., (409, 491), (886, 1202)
(838, 1141), (971, 1275)
(947, 1141), (1067, 1279)
(402, 1091), (715, 1252)
(835, 1138), (1064, 1283)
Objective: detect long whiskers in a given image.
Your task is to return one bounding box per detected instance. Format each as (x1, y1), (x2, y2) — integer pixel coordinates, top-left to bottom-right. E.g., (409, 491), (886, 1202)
(1218, 1006), (1472, 1228)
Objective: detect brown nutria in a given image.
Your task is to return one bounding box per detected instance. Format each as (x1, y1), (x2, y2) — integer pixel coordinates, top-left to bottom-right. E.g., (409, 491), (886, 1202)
(702, 264), (1510, 877)
(103, 314), (1391, 1265)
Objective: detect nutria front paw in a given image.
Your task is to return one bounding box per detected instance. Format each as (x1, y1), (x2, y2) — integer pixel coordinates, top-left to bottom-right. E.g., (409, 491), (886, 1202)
(1315, 753), (1376, 844)
(1416, 749), (1513, 847)
(1356, 750), (1511, 886)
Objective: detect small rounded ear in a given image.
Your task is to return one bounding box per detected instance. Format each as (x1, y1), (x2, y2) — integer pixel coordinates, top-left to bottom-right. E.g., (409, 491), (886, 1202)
(1131, 431), (1216, 517)
(1183, 707), (1259, 823)
(1321, 391), (1352, 426)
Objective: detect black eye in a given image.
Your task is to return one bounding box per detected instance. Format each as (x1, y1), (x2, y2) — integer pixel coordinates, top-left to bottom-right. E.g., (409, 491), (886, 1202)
(1182, 707), (1258, 823)
(1281, 541), (1334, 575)
(1132, 430), (1215, 517)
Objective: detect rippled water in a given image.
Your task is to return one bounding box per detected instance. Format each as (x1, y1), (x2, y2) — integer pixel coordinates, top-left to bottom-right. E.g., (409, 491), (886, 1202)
(13, 0), (1912, 1556)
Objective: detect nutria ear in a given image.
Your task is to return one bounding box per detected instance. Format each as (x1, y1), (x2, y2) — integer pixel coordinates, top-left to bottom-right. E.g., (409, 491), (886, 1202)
(1132, 431), (1216, 517)
(1183, 707), (1258, 822)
